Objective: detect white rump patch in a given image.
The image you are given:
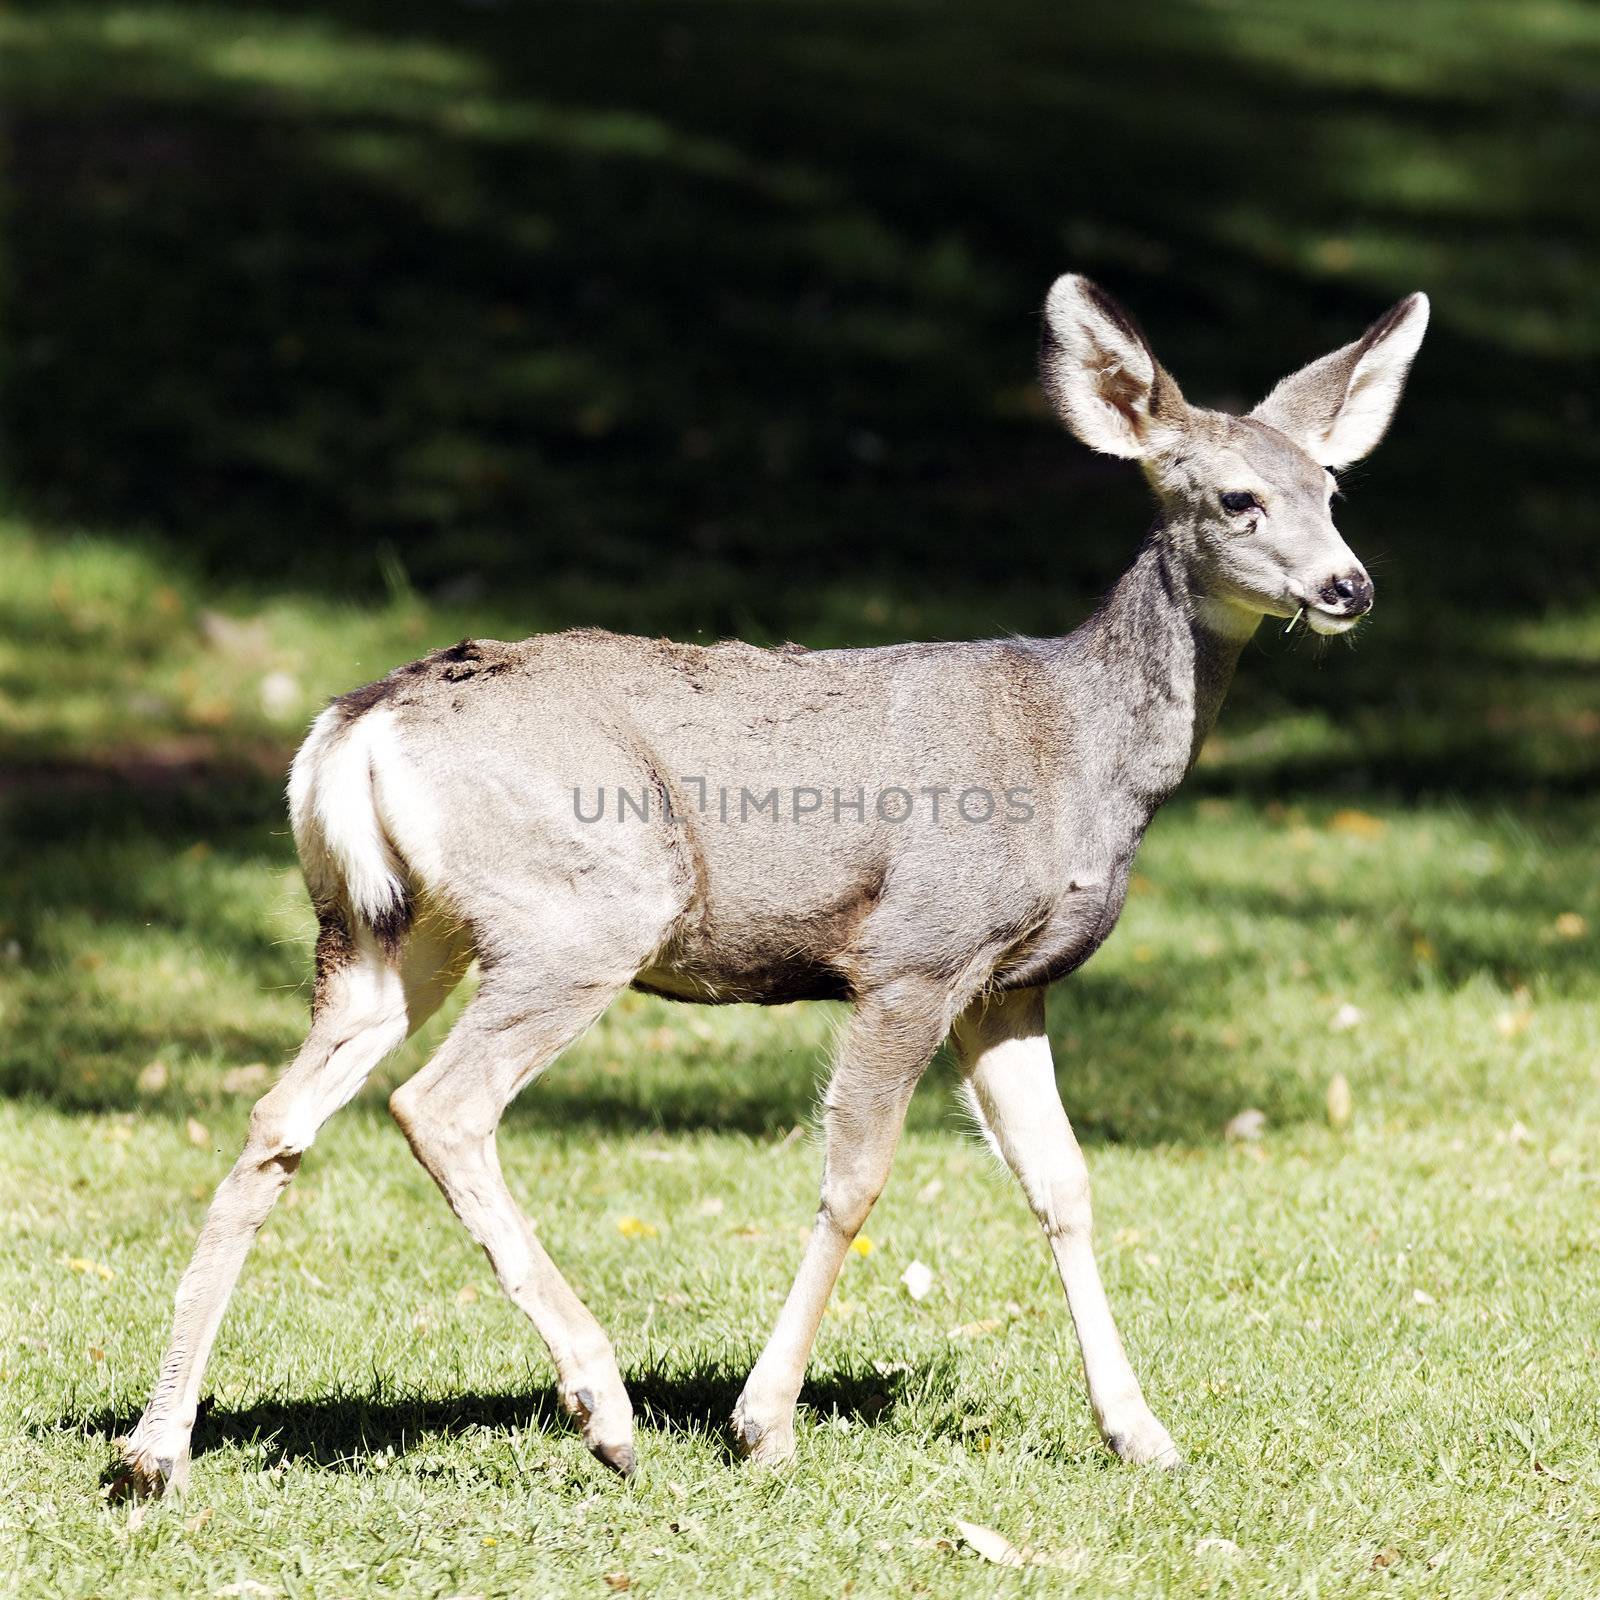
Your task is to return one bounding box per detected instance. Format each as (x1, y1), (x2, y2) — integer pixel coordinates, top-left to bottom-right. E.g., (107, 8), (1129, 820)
(288, 707), (445, 930)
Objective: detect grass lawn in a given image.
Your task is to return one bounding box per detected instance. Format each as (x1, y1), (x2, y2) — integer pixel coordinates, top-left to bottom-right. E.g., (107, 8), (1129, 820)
(4, 516), (1600, 1597)
(4, 0), (1600, 1593)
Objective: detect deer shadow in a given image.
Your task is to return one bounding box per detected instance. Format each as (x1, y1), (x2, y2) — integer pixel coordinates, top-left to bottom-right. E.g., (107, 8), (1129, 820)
(74, 1356), (920, 1478)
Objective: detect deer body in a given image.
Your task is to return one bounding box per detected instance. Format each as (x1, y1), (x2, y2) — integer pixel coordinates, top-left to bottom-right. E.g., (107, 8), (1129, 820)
(114, 275), (1428, 1497)
(332, 538), (1235, 1015)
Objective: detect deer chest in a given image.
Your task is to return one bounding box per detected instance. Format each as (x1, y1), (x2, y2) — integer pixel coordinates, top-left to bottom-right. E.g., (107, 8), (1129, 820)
(994, 855), (1135, 991)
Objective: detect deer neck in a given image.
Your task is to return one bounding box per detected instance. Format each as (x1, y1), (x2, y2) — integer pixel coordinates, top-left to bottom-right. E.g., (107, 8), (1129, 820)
(1059, 528), (1257, 808)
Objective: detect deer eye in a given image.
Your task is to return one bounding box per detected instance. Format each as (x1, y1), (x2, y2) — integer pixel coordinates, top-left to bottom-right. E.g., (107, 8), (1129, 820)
(1220, 491), (1259, 514)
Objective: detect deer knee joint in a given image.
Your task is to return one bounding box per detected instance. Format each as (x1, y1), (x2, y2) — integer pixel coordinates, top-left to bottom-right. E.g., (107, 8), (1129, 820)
(245, 1101), (312, 1168)
(819, 1176), (883, 1239)
(387, 1080), (424, 1143)
(1040, 1176), (1092, 1242)
(389, 1079), (479, 1166)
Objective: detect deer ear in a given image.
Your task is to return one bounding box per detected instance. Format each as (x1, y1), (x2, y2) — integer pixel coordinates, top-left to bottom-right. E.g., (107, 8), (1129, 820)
(1252, 293), (1429, 468)
(1040, 275), (1186, 459)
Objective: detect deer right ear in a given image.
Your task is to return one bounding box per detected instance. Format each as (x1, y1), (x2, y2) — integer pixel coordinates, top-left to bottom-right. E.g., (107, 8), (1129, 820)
(1040, 275), (1185, 459)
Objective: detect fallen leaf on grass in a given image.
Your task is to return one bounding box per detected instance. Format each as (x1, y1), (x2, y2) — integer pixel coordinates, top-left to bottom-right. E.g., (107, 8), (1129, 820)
(136, 1060), (169, 1094)
(617, 1216), (658, 1239)
(1330, 808), (1386, 839)
(197, 610), (269, 657)
(603, 1576), (632, 1592)
(186, 1508), (214, 1534)
(1223, 1108), (1266, 1143)
(221, 1064), (270, 1095)
(1326, 1072), (1353, 1129)
(1371, 1547), (1400, 1569)
(258, 671), (300, 719)
(957, 1520), (1027, 1567)
(1532, 1459), (1573, 1483)
(1195, 1537), (1243, 1557)
(947, 1319), (1002, 1339)
(955, 1519), (1079, 1570)
(1495, 1009), (1531, 1039)
(66, 1257), (114, 1281)
(186, 1117), (211, 1148)
(456, 1284), (480, 1304)
(901, 1261), (934, 1300)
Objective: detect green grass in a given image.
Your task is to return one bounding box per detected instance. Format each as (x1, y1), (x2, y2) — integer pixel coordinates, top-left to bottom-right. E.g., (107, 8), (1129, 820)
(4, 518), (1600, 1597)
(5, 0), (1600, 1592)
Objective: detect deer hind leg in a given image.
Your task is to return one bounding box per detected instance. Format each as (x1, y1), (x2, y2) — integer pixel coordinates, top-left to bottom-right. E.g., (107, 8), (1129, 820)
(952, 986), (1180, 1468)
(112, 913), (470, 1499)
(732, 976), (952, 1466)
(388, 948), (653, 1475)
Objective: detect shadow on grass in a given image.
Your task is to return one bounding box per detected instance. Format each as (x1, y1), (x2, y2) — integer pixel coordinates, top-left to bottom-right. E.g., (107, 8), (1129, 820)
(5, 0), (1597, 625)
(75, 1357), (924, 1476)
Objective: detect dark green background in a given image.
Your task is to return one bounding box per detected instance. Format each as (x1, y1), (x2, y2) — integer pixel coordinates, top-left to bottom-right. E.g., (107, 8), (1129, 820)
(4, 0), (1598, 822)
(9, 2), (1596, 609)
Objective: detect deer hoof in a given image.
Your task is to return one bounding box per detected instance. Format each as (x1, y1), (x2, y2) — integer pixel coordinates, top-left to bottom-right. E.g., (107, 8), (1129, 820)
(589, 1438), (637, 1478)
(729, 1404), (796, 1467)
(565, 1382), (636, 1478)
(1104, 1416), (1182, 1470)
(107, 1436), (190, 1501)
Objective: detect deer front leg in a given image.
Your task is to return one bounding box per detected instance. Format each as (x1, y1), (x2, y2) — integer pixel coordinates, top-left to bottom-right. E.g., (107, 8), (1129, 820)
(952, 987), (1180, 1468)
(732, 979), (948, 1466)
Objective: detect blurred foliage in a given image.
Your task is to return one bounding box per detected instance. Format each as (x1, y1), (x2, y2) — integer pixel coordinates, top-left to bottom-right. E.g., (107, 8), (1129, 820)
(3, 0), (1597, 636)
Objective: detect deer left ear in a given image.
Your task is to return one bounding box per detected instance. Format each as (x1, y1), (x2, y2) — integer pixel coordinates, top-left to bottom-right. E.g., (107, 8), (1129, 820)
(1252, 293), (1430, 469)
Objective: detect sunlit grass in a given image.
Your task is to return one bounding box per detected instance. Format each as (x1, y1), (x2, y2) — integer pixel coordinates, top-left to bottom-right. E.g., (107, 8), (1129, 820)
(4, 516), (1600, 1596)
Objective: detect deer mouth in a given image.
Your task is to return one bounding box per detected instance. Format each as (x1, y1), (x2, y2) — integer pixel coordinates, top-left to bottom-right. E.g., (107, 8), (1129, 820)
(1305, 604), (1364, 637)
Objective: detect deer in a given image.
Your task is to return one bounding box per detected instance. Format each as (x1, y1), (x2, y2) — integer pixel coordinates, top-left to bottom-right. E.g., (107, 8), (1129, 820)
(112, 274), (1429, 1497)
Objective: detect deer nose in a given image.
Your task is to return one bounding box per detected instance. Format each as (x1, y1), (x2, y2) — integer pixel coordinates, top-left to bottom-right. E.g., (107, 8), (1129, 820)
(1322, 571), (1374, 614)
